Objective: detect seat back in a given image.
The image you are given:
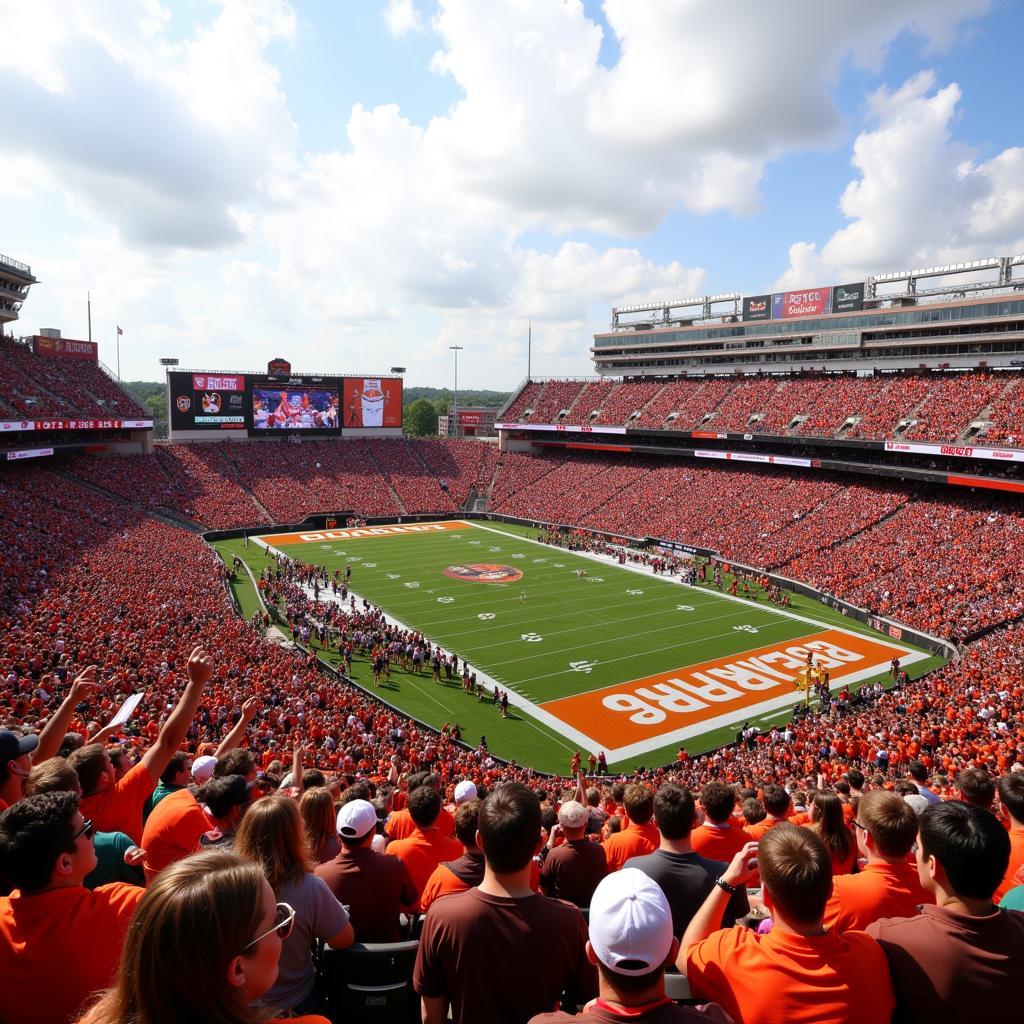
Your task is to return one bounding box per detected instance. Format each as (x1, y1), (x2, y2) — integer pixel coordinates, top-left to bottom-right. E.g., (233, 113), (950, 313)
(664, 971), (692, 1002)
(318, 940), (420, 1024)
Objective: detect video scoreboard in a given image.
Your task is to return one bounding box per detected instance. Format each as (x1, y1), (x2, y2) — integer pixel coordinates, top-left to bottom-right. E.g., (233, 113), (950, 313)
(168, 367), (402, 436)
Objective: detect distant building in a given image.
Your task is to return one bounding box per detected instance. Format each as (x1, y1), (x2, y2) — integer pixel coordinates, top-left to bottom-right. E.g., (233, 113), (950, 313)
(437, 406), (498, 437)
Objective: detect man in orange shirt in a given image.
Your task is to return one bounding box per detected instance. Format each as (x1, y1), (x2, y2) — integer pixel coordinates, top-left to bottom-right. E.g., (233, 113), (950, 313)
(692, 781), (753, 862)
(995, 773), (1024, 900)
(681, 825), (895, 1024)
(69, 646), (214, 844)
(421, 799), (484, 910)
(386, 784), (461, 908)
(140, 785), (213, 883)
(604, 784), (659, 872)
(745, 784), (791, 840)
(387, 771), (455, 840)
(823, 790), (932, 932)
(0, 791), (143, 1024)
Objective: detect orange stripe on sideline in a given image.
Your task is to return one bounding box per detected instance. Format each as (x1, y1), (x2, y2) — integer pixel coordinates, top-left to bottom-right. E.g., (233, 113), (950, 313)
(541, 628), (907, 749)
(261, 521), (471, 545)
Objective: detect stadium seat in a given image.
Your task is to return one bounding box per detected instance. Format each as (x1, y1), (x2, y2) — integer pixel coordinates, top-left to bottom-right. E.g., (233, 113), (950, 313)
(664, 972), (692, 1002)
(317, 940), (421, 1024)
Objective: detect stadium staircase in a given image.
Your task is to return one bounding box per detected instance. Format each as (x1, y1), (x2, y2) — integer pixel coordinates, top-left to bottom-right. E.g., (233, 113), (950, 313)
(381, 476), (408, 515)
(215, 447), (277, 524)
(47, 466), (206, 533)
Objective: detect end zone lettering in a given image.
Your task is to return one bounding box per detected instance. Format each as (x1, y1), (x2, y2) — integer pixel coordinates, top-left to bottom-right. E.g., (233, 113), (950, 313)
(262, 521), (470, 545)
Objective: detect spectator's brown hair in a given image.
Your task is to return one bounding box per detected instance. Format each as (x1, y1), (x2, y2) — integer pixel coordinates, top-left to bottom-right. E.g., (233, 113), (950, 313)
(478, 783), (541, 874)
(762, 783), (791, 817)
(858, 790), (918, 859)
(809, 790), (853, 863)
(234, 794), (310, 893)
(623, 784), (654, 825)
(299, 786), (336, 863)
(80, 852), (266, 1024)
(27, 756), (80, 796)
(741, 797), (765, 826)
(700, 781), (737, 825)
(454, 799), (481, 848)
(758, 824), (832, 925)
(997, 773), (1024, 823)
(68, 743), (108, 796)
(956, 768), (995, 808)
(407, 784), (442, 828)
(215, 748), (255, 780)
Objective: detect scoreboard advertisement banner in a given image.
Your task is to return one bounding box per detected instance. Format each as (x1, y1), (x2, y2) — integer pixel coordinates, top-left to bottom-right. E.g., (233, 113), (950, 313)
(742, 295), (772, 321)
(341, 378), (402, 428)
(33, 336), (98, 362)
(168, 370), (402, 433)
(772, 287), (833, 320)
(831, 282), (865, 313)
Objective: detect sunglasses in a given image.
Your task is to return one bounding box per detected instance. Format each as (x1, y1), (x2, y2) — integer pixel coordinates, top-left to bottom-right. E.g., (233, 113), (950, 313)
(852, 820), (867, 832)
(241, 902), (295, 953)
(71, 819), (95, 843)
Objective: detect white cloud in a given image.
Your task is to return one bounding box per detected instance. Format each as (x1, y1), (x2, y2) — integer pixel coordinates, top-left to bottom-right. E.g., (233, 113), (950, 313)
(775, 71), (1024, 289)
(383, 0), (423, 37)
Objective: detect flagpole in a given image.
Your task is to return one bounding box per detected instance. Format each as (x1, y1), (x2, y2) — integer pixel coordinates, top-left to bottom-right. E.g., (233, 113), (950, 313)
(116, 325), (120, 381)
(527, 320), (532, 381)
(87, 292), (92, 343)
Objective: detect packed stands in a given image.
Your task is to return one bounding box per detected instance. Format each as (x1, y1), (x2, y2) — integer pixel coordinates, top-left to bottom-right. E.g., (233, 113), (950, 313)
(500, 369), (1024, 445)
(0, 335), (146, 421)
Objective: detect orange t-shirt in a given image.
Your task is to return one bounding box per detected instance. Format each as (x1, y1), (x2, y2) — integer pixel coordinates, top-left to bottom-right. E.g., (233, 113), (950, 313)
(0, 883), (143, 1024)
(386, 828), (462, 908)
(823, 861), (933, 933)
(80, 761), (155, 845)
(995, 825), (1024, 900)
(603, 822), (660, 872)
(386, 805), (455, 840)
(686, 924), (895, 1024)
(420, 859), (540, 910)
(691, 822), (753, 863)
(141, 788), (212, 883)
(746, 816), (788, 842)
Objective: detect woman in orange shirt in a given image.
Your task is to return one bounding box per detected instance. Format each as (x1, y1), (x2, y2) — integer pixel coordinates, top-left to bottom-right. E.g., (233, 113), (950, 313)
(806, 790), (856, 875)
(79, 851), (329, 1024)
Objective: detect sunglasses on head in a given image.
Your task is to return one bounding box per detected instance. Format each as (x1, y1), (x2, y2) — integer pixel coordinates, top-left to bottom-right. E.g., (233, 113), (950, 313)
(241, 902), (295, 953)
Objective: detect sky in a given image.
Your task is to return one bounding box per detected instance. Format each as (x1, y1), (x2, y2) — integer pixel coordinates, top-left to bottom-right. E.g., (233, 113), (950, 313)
(2, 0), (1023, 389)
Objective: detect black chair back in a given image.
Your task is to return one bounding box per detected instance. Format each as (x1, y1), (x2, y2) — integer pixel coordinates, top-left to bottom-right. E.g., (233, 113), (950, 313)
(317, 940), (420, 1024)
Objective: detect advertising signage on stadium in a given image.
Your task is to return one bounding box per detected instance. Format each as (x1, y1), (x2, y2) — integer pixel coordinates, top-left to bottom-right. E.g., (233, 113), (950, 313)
(884, 440), (1024, 464)
(831, 282), (865, 313)
(32, 335), (98, 362)
(342, 378), (403, 428)
(267, 357), (292, 375)
(772, 287), (833, 320)
(742, 294), (772, 322)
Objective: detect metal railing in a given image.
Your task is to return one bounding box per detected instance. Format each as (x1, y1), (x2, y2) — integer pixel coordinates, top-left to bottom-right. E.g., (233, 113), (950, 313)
(0, 253), (32, 275)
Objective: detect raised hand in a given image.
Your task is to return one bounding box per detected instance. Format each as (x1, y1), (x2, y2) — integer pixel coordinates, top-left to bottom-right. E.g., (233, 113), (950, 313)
(186, 647), (214, 688)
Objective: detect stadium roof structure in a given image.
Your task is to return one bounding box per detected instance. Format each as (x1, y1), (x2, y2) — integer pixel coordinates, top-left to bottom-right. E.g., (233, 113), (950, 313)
(0, 253), (37, 331)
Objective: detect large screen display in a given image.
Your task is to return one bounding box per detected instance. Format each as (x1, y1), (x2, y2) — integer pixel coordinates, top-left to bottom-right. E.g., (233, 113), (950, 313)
(342, 378), (403, 428)
(168, 370), (402, 434)
(252, 387), (339, 430)
(772, 287), (833, 320)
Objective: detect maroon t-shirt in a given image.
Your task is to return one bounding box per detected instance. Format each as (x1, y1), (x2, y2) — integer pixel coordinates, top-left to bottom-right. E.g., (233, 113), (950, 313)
(540, 839), (607, 908)
(532, 998), (732, 1024)
(868, 904), (1024, 1022)
(315, 844), (417, 943)
(414, 888), (596, 1023)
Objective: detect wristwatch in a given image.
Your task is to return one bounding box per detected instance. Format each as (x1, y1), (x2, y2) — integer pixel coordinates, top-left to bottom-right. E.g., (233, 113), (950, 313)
(715, 876), (740, 895)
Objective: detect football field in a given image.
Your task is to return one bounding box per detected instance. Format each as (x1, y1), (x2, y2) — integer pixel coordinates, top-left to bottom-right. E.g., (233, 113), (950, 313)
(216, 519), (943, 775)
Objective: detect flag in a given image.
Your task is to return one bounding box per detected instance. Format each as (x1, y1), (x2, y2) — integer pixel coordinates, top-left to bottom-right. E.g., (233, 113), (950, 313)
(116, 325), (123, 336)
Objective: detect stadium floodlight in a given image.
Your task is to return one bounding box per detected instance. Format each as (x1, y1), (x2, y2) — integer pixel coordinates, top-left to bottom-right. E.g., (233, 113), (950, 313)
(449, 346), (464, 437)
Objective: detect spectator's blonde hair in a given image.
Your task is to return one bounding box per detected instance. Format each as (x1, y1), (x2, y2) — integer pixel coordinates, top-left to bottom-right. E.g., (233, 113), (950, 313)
(858, 790), (918, 858)
(759, 824), (832, 926)
(234, 794), (311, 893)
(80, 852), (272, 1024)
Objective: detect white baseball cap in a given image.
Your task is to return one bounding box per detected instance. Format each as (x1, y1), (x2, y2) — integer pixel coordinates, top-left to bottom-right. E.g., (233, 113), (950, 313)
(337, 799), (377, 840)
(453, 780), (478, 804)
(192, 755), (218, 782)
(588, 869), (674, 976)
(557, 800), (588, 829)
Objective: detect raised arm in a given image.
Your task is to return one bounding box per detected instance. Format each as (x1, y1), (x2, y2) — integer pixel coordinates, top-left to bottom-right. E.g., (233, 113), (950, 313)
(141, 647), (213, 785)
(35, 667), (101, 764)
(214, 697), (261, 758)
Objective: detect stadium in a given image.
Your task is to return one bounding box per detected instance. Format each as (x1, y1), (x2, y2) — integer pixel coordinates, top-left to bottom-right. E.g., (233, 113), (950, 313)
(2, 5), (1024, 1021)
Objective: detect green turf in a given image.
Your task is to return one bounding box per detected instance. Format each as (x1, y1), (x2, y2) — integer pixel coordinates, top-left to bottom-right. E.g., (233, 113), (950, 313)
(213, 521), (944, 775)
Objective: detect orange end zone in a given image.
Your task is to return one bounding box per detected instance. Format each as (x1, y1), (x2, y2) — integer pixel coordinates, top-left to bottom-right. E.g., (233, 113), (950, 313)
(540, 628), (908, 749)
(260, 521), (471, 545)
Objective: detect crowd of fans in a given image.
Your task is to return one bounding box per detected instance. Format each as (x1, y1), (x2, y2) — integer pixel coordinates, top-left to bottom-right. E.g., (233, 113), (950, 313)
(2, 433), (1024, 1021)
(0, 335), (146, 421)
(499, 371), (1024, 444)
